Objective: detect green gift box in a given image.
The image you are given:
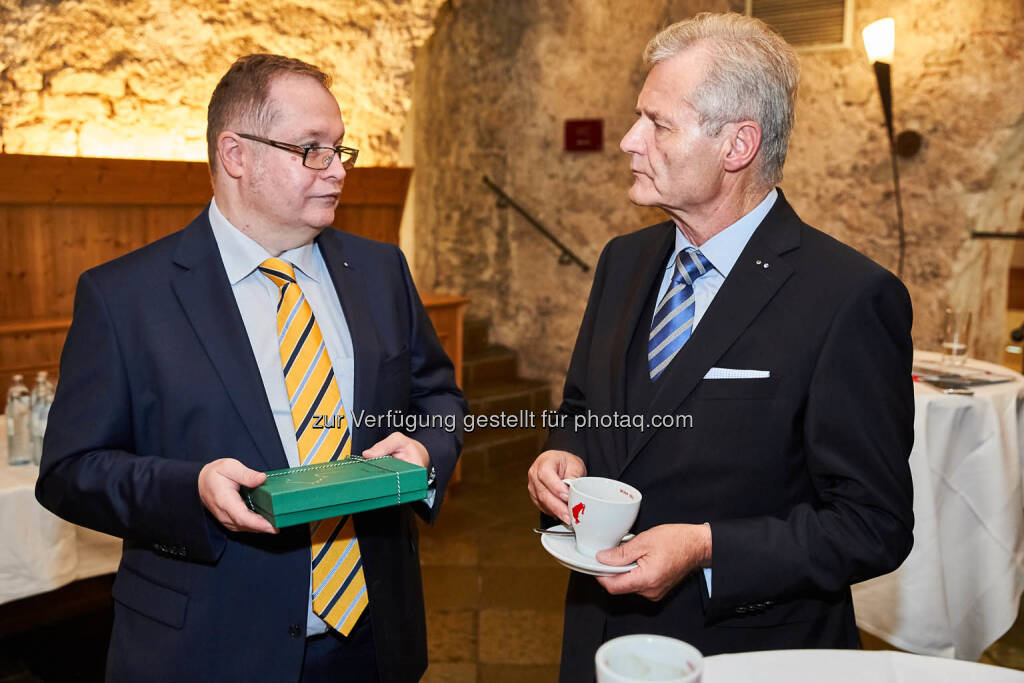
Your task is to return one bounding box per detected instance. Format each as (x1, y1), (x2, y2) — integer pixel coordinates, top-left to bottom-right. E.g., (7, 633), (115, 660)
(242, 456), (429, 528)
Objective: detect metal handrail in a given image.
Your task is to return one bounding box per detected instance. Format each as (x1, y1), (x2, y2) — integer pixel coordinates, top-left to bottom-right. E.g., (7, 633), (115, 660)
(482, 176), (589, 272)
(971, 232), (1024, 239)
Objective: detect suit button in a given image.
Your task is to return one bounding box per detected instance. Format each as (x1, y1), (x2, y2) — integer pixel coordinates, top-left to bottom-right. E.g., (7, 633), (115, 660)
(288, 624), (302, 638)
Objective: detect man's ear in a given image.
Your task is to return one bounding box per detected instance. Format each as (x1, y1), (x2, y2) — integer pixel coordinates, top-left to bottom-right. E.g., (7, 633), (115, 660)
(722, 120), (762, 173)
(217, 131), (246, 179)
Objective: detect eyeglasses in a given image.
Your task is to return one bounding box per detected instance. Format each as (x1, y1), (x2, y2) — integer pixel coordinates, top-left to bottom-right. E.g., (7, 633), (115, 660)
(236, 133), (359, 170)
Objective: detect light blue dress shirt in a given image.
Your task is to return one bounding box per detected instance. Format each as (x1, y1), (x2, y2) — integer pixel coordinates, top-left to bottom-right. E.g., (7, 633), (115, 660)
(208, 198), (355, 636)
(653, 189), (778, 326)
(651, 189), (778, 596)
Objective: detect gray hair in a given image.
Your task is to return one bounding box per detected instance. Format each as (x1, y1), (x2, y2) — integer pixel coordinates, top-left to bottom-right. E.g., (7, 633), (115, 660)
(645, 12), (799, 187)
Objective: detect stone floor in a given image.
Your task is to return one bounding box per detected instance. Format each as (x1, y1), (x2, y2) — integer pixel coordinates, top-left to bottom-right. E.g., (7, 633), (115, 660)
(418, 446), (1024, 681)
(419, 444), (565, 683)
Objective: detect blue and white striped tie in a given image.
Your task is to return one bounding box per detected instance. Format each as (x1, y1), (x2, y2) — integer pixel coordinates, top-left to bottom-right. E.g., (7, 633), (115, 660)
(648, 248), (713, 380)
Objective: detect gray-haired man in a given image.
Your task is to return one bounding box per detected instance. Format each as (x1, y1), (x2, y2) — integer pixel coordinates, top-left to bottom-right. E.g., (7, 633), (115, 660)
(528, 13), (914, 680)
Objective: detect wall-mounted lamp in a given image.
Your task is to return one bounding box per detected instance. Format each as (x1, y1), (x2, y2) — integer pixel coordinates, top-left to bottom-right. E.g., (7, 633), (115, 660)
(862, 19), (922, 158)
(862, 17), (921, 279)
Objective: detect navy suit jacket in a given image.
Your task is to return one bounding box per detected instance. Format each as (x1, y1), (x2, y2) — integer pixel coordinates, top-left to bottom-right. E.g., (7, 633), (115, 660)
(36, 208), (466, 682)
(546, 193), (915, 681)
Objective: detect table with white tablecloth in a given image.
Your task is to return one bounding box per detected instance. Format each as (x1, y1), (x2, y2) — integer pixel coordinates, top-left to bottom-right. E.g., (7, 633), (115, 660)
(703, 649), (1024, 682)
(0, 432), (121, 606)
(852, 352), (1024, 660)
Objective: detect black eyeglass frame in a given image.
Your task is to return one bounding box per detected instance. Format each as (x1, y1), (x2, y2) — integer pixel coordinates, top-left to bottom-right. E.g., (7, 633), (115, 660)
(236, 133), (359, 170)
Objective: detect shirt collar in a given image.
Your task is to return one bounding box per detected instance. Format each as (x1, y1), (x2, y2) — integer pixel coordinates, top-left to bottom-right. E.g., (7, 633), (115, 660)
(208, 198), (320, 285)
(670, 188), (778, 278)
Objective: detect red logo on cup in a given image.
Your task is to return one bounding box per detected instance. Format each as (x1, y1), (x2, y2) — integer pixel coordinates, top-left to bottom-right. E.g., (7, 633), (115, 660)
(572, 502), (586, 524)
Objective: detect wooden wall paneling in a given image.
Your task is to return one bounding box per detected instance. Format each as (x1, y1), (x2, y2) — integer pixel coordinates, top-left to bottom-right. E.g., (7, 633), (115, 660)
(25, 207), (59, 319)
(340, 167), (412, 207)
(335, 205), (403, 245)
(1009, 268), (1024, 310)
(0, 207), (29, 320)
(0, 322), (65, 379)
(3, 204), (207, 321)
(144, 206), (209, 245)
(3, 206), (74, 319)
(421, 295), (468, 387)
(0, 154), (414, 386)
(0, 154), (410, 209)
(0, 154), (213, 206)
(45, 207), (109, 318)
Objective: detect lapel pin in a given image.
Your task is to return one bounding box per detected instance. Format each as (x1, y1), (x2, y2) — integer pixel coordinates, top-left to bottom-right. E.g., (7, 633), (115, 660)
(343, 261), (350, 268)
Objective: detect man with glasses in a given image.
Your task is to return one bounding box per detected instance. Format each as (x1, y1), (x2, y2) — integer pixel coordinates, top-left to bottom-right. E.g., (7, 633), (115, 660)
(36, 54), (466, 683)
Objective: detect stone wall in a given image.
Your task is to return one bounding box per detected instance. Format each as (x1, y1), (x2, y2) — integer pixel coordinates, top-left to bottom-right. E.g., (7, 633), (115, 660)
(786, 0), (1024, 361)
(413, 0), (1024, 394)
(4, 0), (1022, 385)
(413, 0), (738, 392)
(0, 0), (445, 165)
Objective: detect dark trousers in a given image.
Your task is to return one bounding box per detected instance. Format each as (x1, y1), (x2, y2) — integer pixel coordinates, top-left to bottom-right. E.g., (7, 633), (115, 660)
(300, 614), (379, 683)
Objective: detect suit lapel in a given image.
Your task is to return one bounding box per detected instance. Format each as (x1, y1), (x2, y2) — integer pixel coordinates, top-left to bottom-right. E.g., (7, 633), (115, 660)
(170, 211), (287, 471)
(601, 224), (675, 471)
(620, 194), (802, 472)
(317, 229), (381, 455)
(608, 223), (676, 391)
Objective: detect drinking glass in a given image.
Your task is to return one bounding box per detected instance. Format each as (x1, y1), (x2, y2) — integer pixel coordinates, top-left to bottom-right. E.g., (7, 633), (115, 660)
(941, 309), (971, 365)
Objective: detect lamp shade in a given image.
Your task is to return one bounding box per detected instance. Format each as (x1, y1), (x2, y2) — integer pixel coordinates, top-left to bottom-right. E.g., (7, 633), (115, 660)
(862, 18), (895, 63)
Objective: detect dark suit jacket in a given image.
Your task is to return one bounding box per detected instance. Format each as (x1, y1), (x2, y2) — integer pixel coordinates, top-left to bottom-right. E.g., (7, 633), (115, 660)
(36, 208), (467, 683)
(546, 193), (914, 681)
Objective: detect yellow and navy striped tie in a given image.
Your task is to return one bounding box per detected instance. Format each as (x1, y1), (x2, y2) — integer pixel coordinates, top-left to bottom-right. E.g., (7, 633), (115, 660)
(259, 257), (368, 636)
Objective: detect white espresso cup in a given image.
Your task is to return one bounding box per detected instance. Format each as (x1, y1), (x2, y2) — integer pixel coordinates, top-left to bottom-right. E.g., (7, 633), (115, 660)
(595, 634), (703, 683)
(562, 476), (641, 557)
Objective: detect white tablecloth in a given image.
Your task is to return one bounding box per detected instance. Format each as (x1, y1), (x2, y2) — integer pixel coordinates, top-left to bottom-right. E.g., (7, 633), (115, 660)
(704, 649), (1024, 682)
(0, 428), (121, 605)
(852, 352), (1024, 660)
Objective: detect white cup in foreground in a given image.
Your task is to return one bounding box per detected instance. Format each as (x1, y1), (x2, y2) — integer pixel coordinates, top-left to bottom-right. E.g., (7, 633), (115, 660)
(562, 476), (641, 557)
(596, 634), (703, 683)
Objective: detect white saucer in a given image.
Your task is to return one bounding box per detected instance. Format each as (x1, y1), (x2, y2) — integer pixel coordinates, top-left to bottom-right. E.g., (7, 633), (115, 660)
(540, 524), (638, 576)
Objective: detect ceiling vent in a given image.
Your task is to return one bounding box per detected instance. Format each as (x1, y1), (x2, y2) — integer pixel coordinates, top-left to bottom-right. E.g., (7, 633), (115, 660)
(746, 0), (853, 51)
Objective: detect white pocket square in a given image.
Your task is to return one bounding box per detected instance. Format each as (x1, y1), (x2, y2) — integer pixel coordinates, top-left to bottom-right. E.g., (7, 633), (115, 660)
(704, 367), (771, 379)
